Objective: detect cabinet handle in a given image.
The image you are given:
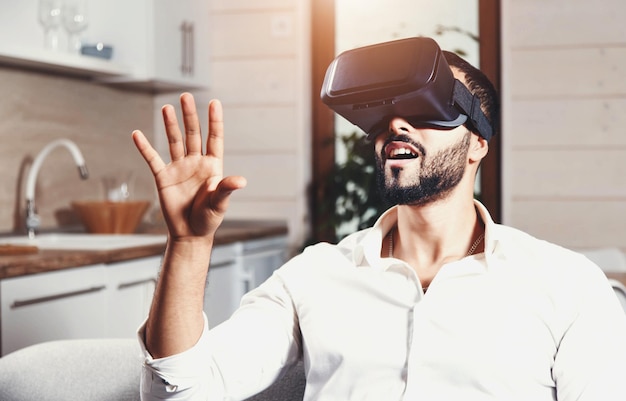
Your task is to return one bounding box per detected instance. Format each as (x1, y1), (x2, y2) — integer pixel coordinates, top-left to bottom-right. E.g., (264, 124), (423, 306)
(180, 21), (189, 75)
(179, 21), (195, 76)
(188, 22), (194, 76)
(117, 278), (157, 290)
(209, 260), (234, 269)
(10, 286), (107, 309)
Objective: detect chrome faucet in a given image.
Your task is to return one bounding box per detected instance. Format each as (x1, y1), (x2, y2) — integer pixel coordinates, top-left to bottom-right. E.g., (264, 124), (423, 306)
(25, 139), (89, 238)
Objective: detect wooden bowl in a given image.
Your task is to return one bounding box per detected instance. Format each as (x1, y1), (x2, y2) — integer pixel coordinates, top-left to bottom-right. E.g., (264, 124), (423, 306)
(71, 201), (150, 234)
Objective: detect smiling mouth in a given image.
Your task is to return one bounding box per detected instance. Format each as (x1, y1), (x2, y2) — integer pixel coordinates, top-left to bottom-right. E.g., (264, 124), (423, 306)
(385, 142), (420, 161)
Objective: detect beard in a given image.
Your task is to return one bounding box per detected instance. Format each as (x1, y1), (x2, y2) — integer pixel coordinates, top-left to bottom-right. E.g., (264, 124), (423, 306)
(375, 131), (471, 207)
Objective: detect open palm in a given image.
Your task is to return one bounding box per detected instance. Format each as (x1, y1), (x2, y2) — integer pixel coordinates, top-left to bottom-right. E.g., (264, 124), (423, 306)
(132, 93), (246, 240)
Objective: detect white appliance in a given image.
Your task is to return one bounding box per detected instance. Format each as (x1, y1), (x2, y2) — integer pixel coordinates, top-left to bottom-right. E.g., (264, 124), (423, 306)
(204, 236), (288, 327)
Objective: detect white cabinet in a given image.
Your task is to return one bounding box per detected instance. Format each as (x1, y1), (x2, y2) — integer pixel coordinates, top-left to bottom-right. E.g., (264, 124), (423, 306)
(0, 236), (287, 355)
(0, 257), (161, 356)
(106, 256), (161, 338)
(204, 236), (288, 327)
(204, 243), (240, 326)
(240, 236), (289, 289)
(0, 0), (210, 92)
(96, 0), (210, 92)
(0, 1), (131, 79)
(151, 0), (210, 89)
(1, 264), (108, 356)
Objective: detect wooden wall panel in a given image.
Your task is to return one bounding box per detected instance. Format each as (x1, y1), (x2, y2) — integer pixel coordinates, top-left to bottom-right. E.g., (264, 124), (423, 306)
(509, 48), (626, 98)
(509, 150), (626, 198)
(210, 59), (297, 105)
(209, 12), (298, 58)
(225, 154), (300, 199)
(223, 106), (299, 153)
(503, 0), (626, 252)
(509, 200), (626, 250)
(206, 0), (311, 249)
(509, 98), (626, 148)
(508, 0), (626, 47)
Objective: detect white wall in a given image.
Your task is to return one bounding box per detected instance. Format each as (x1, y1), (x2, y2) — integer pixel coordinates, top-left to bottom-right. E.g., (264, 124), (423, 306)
(502, 0), (626, 251)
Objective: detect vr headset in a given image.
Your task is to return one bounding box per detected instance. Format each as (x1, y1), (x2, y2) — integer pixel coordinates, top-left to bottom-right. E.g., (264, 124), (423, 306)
(320, 37), (494, 141)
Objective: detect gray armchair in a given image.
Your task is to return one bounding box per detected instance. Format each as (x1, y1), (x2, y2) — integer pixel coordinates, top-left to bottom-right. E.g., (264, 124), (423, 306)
(246, 360), (306, 401)
(0, 339), (141, 401)
(0, 338), (305, 401)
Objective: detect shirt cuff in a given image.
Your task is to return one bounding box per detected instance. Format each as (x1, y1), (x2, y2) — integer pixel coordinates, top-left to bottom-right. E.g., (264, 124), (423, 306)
(137, 313), (211, 396)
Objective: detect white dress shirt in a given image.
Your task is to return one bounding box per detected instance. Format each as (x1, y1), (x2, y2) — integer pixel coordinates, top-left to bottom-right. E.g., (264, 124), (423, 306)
(139, 201), (626, 400)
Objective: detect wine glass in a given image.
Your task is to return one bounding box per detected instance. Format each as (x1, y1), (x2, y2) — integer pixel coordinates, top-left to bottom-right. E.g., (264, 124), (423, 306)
(62, 0), (89, 54)
(38, 0), (63, 50)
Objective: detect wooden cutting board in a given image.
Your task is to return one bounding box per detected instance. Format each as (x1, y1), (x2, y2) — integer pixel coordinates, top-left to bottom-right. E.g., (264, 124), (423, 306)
(0, 244), (39, 256)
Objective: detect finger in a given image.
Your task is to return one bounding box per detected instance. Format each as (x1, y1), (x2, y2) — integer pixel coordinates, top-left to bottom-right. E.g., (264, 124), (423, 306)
(180, 93), (203, 156)
(132, 130), (166, 175)
(162, 104), (185, 162)
(211, 175), (247, 213)
(206, 99), (225, 164)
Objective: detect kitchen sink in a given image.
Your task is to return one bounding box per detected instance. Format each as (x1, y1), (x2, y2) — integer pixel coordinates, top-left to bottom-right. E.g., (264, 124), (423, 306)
(0, 233), (167, 251)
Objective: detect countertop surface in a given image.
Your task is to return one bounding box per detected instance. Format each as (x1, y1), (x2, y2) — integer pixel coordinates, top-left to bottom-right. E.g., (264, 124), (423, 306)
(0, 219), (288, 280)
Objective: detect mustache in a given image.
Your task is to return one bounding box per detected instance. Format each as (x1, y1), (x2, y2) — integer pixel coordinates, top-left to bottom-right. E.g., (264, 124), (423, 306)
(381, 134), (427, 159)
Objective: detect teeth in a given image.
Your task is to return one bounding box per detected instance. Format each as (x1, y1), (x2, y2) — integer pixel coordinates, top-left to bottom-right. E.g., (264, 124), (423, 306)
(389, 148), (417, 158)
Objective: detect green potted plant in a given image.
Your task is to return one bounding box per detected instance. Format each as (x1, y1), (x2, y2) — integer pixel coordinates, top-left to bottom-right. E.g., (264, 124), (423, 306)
(318, 131), (387, 242)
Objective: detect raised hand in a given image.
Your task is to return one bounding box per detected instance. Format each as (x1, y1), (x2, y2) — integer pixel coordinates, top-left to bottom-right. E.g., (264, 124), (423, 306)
(132, 93), (247, 241)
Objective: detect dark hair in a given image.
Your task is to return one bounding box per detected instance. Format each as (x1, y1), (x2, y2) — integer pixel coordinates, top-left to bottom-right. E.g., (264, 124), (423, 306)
(443, 51), (499, 138)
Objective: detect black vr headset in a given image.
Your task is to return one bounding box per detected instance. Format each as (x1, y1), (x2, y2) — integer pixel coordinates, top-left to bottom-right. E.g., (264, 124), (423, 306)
(320, 37), (494, 141)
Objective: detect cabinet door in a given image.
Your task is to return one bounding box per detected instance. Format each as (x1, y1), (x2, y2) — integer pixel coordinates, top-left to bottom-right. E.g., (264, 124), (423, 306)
(203, 238), (288, 328)
(152, 0), (210, 87)
(241, 236), (288, 288)
(88, 0), (150, 68)
(106, 256), (161, 338)
(204, 244), (241, 327)
(0, 264), (107, 356)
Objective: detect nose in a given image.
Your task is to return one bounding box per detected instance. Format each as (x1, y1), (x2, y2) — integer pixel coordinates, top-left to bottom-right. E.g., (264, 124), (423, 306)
(388, 117), (412, 136)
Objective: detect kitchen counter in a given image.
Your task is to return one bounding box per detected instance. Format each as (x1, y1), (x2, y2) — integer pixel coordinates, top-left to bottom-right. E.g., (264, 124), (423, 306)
(0, 219), (288, 280)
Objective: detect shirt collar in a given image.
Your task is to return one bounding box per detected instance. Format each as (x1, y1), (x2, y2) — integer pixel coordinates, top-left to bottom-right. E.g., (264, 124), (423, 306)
(353, 200), (500, 269)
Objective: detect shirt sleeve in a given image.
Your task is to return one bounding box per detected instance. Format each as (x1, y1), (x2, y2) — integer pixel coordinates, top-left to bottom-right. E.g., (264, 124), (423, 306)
(137, 273), (302, 401)
(138, 313), (214, 400)
(552, 264), (626, 401)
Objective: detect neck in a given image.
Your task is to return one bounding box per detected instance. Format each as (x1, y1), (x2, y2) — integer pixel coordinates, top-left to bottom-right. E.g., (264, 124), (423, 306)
(390, 196), (483, 282)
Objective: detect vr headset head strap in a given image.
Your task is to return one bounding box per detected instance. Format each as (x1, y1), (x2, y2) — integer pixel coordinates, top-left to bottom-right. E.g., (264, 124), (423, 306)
(452, 80), (494, 141)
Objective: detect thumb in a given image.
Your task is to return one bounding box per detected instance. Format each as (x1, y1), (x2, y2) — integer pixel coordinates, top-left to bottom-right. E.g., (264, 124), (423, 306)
(211, 175), (247, 213)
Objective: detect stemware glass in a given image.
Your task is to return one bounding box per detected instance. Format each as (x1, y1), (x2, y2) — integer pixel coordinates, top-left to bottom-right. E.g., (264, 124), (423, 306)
(38, 0), (63, 50)
(62, 0), (89, 54)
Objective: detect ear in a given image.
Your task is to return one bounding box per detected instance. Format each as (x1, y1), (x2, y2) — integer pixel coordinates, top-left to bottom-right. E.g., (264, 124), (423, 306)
(468, 133), (489, 163)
